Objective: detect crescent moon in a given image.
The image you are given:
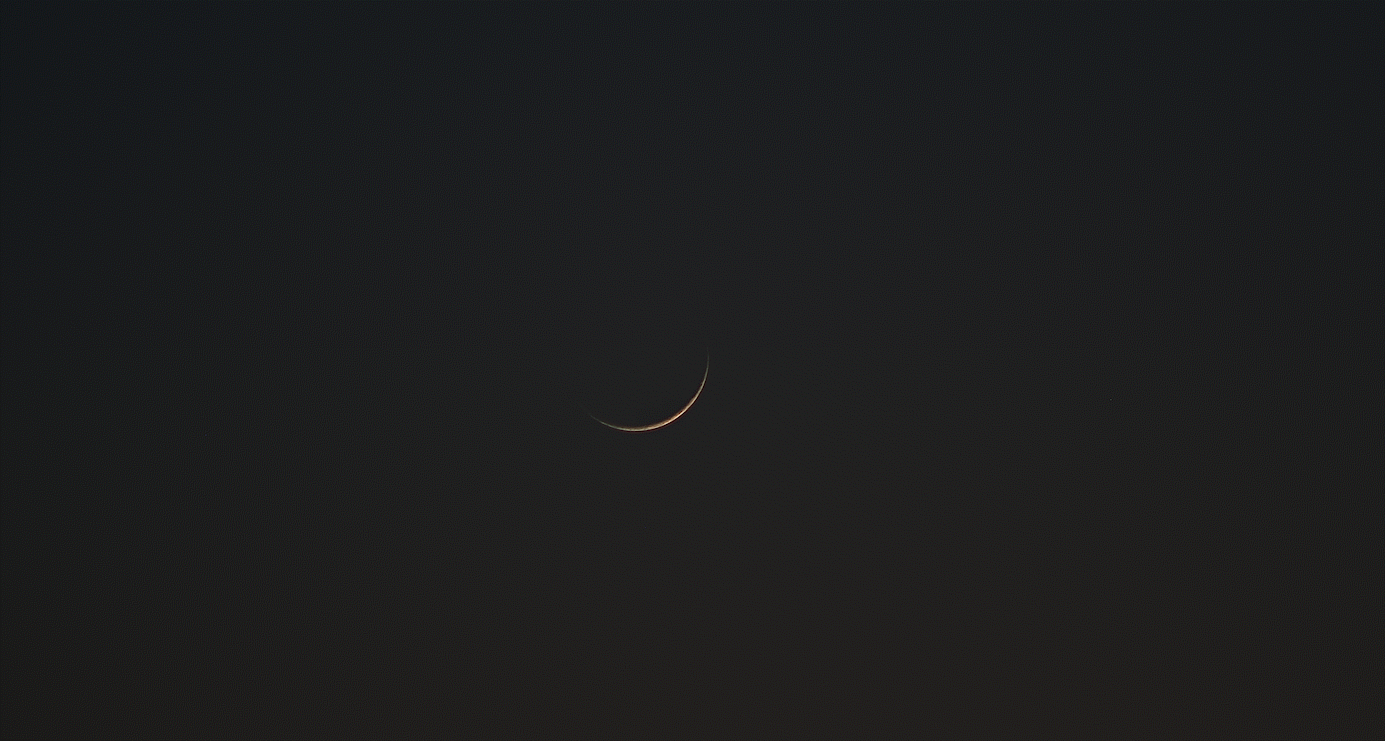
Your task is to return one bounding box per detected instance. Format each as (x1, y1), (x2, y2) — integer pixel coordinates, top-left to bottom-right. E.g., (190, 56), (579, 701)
(588, 353), (709, 433)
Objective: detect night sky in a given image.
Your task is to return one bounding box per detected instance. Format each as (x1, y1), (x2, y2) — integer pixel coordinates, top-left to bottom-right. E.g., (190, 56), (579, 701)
(2, 4), (1382, 740)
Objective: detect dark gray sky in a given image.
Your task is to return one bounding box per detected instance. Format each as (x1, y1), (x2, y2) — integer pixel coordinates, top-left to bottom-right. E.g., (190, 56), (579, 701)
(3, 4), (1382, 739)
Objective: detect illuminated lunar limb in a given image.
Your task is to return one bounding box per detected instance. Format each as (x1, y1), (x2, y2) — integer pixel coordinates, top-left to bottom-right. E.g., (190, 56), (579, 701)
(589, 354), (708, 433)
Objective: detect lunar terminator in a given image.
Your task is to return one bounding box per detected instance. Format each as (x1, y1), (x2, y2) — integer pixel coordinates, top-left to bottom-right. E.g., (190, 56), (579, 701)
(588, 353), (708, 432)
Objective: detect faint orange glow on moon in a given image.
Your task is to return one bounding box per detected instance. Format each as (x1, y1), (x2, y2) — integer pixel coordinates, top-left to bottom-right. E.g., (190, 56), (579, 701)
(589, 354), (708, 433)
